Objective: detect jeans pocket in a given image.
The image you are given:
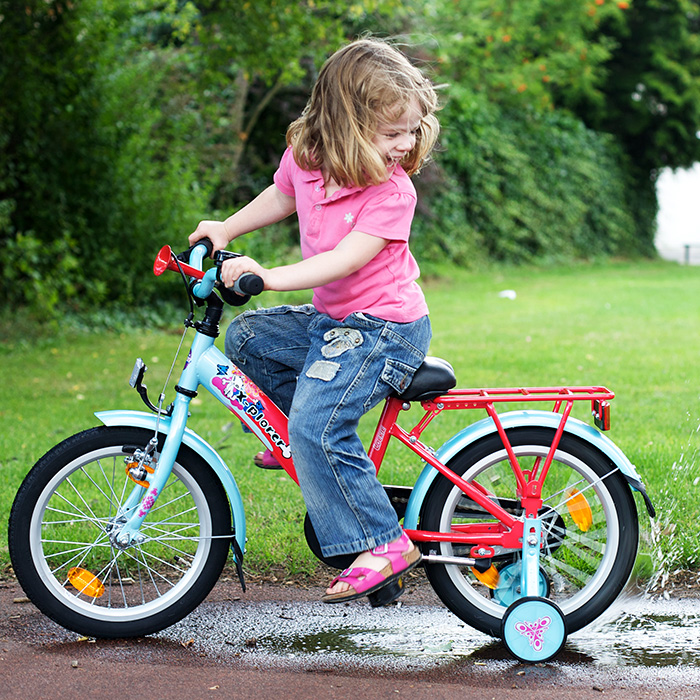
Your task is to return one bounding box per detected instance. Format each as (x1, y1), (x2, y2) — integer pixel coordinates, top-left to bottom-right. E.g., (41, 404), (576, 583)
(380, 357), (418, 394)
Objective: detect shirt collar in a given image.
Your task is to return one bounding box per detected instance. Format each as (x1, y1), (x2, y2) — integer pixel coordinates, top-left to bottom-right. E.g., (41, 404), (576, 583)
(299, 163), (403, 199)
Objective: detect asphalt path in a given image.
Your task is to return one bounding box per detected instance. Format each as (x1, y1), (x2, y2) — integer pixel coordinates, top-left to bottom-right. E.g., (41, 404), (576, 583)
(2, 573), (699, 700)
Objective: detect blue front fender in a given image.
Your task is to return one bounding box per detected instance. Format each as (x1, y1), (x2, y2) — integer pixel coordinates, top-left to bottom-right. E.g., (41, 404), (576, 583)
(95, 410), (246, 559)
(403, 410), (654, 528)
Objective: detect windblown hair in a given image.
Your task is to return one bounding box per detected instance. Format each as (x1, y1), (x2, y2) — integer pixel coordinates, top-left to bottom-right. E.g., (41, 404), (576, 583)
(286, 38), (440, 188)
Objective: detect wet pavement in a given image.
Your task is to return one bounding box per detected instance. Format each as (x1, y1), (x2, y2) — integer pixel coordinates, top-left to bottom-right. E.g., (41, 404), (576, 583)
(157, 590), (700, 687)
(3, 576), (700, 696)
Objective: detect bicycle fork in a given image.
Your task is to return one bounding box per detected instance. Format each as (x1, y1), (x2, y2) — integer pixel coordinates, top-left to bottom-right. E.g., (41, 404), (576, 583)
(109, 393), (192, 549)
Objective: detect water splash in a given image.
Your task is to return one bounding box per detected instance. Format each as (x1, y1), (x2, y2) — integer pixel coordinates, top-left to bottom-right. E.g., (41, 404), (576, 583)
(645, 417), (700, 594)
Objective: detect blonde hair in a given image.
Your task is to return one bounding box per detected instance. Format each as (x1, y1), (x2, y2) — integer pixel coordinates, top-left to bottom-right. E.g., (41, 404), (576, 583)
(286, 38), (440, 188)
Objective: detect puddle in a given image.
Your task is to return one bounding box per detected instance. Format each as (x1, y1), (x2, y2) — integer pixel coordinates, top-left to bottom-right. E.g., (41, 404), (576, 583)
(568, 596), (700, 667)
(157, 593), (700, 683)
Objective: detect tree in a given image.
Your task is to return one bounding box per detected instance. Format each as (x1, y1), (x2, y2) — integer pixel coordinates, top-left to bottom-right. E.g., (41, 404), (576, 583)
(0, 0), (215, 311)
(578, 0), (700, 174)
(0, 0), (103, 308)
(429, 0), (628, 112)
(189, 0), (413, 203)
(409, 0), (646, 262)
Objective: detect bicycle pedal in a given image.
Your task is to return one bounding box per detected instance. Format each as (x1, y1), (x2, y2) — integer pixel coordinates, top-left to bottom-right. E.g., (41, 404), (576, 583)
(367, 577), (404, 607)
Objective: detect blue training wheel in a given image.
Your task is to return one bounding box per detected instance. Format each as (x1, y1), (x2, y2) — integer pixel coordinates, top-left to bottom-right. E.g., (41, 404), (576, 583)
(501, 597), (567, 663)
(491, 561), (550, 607)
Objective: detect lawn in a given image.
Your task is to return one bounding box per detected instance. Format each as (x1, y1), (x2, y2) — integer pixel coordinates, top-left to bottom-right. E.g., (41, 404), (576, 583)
(1, 259), (698, 584)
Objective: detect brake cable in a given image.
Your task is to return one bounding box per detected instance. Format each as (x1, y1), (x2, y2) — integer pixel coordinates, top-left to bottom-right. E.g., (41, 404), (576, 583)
(150, 253), (197, 444)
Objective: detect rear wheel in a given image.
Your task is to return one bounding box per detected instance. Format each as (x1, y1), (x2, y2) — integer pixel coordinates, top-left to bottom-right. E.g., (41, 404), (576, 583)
(9, 426), (231, 638)
(419, 428), (639, 636)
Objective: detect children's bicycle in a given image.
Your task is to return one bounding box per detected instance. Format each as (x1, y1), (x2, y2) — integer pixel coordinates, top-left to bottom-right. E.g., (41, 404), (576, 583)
(8, 240), (654, 662)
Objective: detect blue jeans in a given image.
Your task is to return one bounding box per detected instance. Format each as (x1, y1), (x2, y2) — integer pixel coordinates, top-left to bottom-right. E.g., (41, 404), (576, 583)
(225, 305), (432, 558)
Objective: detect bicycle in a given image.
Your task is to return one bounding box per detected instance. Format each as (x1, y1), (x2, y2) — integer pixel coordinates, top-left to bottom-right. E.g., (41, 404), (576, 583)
(8, 240), (655, 662)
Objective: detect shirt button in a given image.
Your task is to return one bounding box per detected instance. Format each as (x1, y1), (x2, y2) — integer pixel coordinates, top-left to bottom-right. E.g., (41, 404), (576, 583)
(315, 204), (322, 211)
(314, 184), (321, 192)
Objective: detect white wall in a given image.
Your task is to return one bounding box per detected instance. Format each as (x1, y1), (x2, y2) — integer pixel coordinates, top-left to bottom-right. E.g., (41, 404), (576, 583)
(656, 163), (700, 264)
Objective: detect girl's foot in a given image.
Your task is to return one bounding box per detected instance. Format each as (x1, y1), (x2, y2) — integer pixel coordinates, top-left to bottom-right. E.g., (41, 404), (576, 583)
(322, 532), (421, 604)
(253, 449), (282, 470)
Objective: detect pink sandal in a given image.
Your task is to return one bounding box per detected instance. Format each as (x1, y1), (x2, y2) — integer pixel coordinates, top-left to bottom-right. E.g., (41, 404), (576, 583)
(322, 532), (421, 605)
(253, 449), (282, 470)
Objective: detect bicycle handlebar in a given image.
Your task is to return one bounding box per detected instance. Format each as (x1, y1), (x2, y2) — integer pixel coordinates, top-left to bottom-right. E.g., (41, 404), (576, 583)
(232, 272), (265, 296)
(153, 239), (264, 305)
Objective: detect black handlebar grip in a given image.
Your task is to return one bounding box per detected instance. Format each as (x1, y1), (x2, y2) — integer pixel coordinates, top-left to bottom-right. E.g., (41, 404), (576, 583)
(233, 272), (264, 296)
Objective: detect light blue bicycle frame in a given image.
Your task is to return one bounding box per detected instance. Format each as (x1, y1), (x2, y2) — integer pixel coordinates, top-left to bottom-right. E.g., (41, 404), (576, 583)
(101, 246), (295, 561)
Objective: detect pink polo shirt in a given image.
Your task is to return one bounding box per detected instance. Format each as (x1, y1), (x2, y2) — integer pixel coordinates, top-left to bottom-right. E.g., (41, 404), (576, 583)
(273, 147), (429, 323)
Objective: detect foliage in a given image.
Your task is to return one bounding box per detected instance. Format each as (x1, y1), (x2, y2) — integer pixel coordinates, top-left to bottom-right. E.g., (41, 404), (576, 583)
(2, 0), (700, 314)
(427, 0), (700, 178)
(0, 0), (218, 312)
(415, 90), (646, 263)
(0, 0), (107, 310)
(187, 0), (415, 204)
(92, 40), (215, 305)
(3, 231), (80, 310)
(428, 0), (628, 112)
(572, 0), (700, 174)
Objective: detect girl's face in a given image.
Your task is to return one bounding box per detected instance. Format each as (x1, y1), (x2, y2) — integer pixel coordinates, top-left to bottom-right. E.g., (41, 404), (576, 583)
(372, 99), (422, 176)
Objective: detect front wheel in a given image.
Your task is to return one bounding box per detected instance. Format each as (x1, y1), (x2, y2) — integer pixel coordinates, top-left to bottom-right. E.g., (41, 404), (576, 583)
(9, 426), (232, 638)
(419, 428), (639, 636)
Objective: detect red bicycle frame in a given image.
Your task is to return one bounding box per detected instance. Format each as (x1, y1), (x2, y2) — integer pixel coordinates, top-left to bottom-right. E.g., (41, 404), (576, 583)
(367, 387), (614, 556)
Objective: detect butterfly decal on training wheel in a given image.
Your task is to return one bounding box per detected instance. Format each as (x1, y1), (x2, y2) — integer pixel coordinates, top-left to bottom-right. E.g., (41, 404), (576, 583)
(514, 616), (552, 651)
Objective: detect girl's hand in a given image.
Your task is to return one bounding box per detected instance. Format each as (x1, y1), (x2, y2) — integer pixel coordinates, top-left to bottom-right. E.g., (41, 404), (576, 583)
(220, 255), (269, 291)
(188, 221), (230, 253)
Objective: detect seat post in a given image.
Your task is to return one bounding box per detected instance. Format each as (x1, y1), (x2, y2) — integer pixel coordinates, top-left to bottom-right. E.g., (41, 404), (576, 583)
(367, 396), (404, 470)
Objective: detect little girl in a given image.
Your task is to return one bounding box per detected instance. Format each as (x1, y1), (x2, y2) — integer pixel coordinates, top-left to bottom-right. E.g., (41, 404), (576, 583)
(189, 37), (440, 605)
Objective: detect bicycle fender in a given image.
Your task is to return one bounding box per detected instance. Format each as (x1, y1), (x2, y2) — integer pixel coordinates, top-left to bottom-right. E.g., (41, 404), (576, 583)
(95, 409), (247, 558)
(403, 409), (654, 529)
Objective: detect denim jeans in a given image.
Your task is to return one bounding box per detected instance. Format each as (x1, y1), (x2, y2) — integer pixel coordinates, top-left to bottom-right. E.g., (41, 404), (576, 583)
(225, 304), (432, 557)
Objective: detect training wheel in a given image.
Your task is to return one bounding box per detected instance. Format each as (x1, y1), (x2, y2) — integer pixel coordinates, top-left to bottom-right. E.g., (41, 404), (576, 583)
(501, 596), (567, 663)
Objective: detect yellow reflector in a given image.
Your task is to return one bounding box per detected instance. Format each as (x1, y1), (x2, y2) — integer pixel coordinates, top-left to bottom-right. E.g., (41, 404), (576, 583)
(67, 567), (105, 598)
(566, 488), (593, 532)
(471, 564), (500, 589)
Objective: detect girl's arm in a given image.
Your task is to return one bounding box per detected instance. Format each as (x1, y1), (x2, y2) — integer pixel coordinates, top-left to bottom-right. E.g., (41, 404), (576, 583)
(218, 230), (389, 291)
(188, 184), (296, 251)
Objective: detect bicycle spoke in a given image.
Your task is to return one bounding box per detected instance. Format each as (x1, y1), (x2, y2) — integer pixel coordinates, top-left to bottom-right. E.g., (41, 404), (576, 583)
(99, 456), (119, 516)
(49, 491), (102, 528)
(544, 467), (619, 515)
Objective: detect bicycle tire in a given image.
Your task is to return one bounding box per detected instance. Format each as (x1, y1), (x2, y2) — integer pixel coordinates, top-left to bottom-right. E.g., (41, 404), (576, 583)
(9, 426), (231, 638)
(419, 427), (638, 636)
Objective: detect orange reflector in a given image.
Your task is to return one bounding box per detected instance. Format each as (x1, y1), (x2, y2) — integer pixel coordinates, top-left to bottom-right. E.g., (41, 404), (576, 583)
(67, 567), (105, 598)
(125, 460), (154, 488)
(471, 564), (500, 589)
(565, 488), (593, 532)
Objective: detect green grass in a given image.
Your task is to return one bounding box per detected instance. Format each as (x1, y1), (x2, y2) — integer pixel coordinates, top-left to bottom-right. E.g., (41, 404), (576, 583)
(1, 259), (699, 584)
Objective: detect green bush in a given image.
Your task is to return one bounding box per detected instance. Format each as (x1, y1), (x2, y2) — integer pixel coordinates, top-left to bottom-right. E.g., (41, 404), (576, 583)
(0, 1), (214, 315)
(91, 46), (215, 305)
(2, 1), (668, 317)
(426, 89), (649, 264)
